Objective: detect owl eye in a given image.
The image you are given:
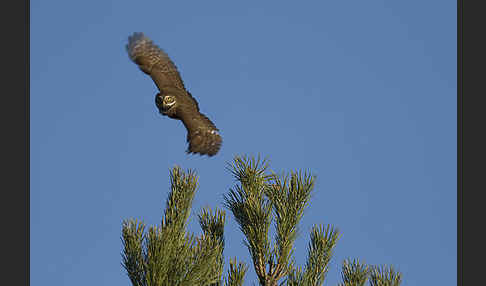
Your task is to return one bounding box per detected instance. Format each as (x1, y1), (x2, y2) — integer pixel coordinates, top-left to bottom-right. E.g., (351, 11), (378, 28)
(165, 96), (174, 102)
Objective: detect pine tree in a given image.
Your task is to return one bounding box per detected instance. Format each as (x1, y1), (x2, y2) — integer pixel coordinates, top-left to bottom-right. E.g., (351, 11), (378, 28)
(121, 155), (402, 286)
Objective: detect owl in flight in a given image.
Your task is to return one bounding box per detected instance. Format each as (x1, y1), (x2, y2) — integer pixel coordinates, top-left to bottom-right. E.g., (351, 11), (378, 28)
(126, 32), (222, 156)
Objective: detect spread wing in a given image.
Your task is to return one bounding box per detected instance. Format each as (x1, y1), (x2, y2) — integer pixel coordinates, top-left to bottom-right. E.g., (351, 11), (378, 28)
(126, 32), (186, 92)
(179, 111), (222, 157)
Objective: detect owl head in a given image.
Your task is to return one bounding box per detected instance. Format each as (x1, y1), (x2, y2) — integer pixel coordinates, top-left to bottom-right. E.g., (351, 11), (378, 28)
(155, 92), (178, 117)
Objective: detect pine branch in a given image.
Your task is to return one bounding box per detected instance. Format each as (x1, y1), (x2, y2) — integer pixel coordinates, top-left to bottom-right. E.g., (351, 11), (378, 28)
(179, 233), (224, 286)
(162, 166), (198, 235)
(369, 265), (402, 286)
(224, 155), (273, 284)
(266, 170), (315, 281)
(224, 258), (249, 286)
(121, 219), (146, 286)
(199, 207), (227, 286)
(338, 258), (369, 286)
(143, 166), (200, 285)
(286, 266), (304, 286)
(143, 225), (185, 285)
(199, 207), (226, 247)
(302, 224), (340, 286)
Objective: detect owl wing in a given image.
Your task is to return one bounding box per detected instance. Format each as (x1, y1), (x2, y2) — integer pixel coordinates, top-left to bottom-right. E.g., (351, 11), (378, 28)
(178, 109), (222, 157)
(126, 32), (186, 92)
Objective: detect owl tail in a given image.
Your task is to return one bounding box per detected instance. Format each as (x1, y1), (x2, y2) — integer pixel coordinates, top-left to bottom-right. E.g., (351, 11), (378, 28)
(186, 129), (222, 157)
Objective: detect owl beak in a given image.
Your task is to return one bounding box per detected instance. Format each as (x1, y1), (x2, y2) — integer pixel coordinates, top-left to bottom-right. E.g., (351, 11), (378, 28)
(164, 101), (176, 107)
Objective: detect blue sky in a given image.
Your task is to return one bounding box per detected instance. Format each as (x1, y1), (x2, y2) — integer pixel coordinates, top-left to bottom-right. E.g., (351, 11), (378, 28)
(31, 0), (456, 285)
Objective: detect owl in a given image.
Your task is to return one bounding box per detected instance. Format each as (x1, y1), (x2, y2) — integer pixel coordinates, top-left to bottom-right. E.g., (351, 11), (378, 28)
(126, 32), (222, 156)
